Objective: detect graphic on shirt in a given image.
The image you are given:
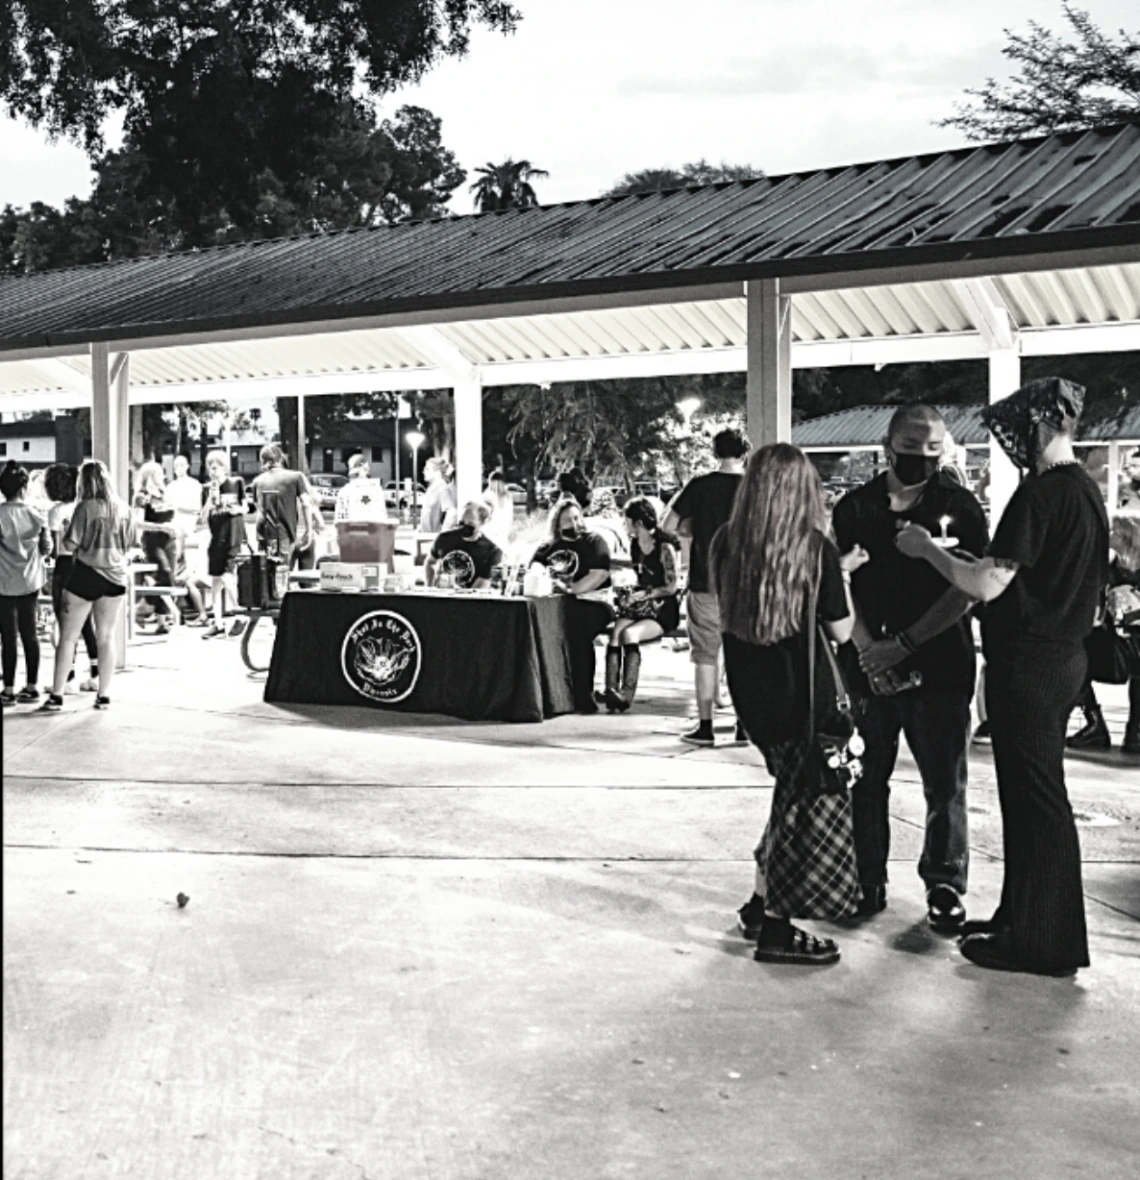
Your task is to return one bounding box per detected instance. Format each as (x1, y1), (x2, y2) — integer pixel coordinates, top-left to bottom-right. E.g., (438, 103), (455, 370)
(439, 548), (477, 588)
(546, 548), (579, 580)
(341, 611), (422, 703)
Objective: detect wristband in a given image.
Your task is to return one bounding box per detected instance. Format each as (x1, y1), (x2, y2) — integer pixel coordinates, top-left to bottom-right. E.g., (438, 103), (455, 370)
(895, 630), (918, 655)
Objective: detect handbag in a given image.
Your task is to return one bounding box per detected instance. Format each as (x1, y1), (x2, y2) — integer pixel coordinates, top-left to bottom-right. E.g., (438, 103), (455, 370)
(614, 585), (660, 621)
(805, 540), (865, 797)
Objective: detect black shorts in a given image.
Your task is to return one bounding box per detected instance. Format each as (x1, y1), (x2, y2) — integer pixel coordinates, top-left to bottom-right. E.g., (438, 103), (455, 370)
(208, 547), (241, 578)
(66, 560), (126, 601)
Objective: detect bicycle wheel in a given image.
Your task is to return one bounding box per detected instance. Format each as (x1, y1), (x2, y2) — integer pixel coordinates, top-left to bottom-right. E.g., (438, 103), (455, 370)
(240, 611), (277, 674)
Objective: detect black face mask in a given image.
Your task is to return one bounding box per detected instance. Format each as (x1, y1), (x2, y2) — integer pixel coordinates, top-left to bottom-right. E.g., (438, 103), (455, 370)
(460, 523), (478, 539)
(560, 527), (582, 542)
(890, 452), (939, 488)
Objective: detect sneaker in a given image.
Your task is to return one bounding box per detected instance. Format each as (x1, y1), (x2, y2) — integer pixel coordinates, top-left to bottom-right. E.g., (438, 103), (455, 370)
(724, 721), (750, 748)
(0, 690), (17, 708)
(680, 724), (715, 747)
(971, 721), (992, 745)
(202, 624), (225, 639)
(37, 693), (64, 713)
(1123, 730), (1140, 756)
(926, 884), (966, 932)
(79, 677), (98, 692)
(228, 618), (246, 637)
(16, 686), (40, 703)
(152, 622), (171, 637)
(94, 695), (111, 710)
(63, 680), (79, 695)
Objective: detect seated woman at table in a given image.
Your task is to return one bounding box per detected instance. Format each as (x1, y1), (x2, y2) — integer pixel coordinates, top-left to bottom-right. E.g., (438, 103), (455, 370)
(604, 495), (680, 713)
(532, 498), (612, 595)
(425, 501), (503, 590)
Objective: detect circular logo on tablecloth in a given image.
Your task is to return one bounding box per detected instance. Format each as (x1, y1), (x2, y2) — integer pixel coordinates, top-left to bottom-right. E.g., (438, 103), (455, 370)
(547, 548), (580, 580)
(439, 547), (477, 588)
(341, 610), (422, 703)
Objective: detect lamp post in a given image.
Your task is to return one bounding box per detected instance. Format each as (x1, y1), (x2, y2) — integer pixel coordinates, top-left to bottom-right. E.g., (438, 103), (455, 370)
(406, 430), (425, 522)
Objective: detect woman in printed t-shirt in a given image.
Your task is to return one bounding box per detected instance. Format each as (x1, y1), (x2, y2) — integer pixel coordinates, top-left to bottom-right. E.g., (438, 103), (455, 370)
(0, 461), (53, 706)
(426, 500), (502, 589)
(41, 460), (137, 712)
(603, 495), (680, 713)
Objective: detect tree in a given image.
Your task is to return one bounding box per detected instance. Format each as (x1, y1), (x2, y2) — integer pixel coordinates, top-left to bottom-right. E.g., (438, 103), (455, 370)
(603, 160), (765, 197)
(939, 5), (1140, 141)
(469, 160), (549, 211)
(1, 2), (517, 246)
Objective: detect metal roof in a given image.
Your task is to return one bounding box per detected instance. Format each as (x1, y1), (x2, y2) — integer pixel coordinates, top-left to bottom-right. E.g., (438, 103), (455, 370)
(1, 123), (1140, 353)
(792, 401), (1140, 448)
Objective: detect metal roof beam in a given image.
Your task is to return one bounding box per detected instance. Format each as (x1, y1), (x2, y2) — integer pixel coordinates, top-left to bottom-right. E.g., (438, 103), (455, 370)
(956, 277), (1020, 352)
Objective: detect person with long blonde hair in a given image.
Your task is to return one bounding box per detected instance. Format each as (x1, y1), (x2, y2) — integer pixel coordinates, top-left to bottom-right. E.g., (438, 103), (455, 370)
(712, 443), (867, 965)
(40, 460), (136, 711)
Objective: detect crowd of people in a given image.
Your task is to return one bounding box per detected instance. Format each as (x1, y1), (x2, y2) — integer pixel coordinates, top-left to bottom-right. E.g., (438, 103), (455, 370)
(2, 381), (1135, 979)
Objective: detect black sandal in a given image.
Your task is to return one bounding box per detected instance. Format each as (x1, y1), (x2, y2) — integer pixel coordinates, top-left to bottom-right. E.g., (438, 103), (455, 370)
(754, 926), (840, 965)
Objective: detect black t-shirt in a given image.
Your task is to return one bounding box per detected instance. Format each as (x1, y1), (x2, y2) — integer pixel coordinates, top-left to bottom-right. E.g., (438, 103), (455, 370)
(718, 532), (849, 746)
(207, 477), (247, 556)
(532, 531), (612, 587)
(670, 471), (741, 593)
(431, 528), (503, 588)
(983, 465), (1109, 655)
(832, 471), (989, 694)
(632, 530), (679, 593)
(133, 492), (176, 560)
(253, 467), (307, 546)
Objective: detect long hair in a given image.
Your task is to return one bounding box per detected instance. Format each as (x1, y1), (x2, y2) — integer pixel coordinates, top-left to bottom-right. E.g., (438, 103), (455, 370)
(713, 443), (827, 646)
(546, 496), (583, 544)
(136, 460), (165, 498)
(77, 460), (119, 506)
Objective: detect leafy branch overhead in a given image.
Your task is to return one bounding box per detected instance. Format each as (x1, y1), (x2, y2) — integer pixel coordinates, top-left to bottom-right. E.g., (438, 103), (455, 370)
(939, 4), (1140, 140)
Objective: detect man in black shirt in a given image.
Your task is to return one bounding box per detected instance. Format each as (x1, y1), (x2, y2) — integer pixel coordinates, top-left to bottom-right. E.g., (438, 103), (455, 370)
(833, 405), (988, 931)
(426, 501), (502, 589)
(897, 377), (1107, 975)
(663, 427), (749, 747)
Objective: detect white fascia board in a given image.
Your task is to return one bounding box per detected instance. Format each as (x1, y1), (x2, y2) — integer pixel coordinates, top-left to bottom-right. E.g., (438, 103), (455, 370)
(477, 347), (747, 385)
(1020, 322), (1140, 355)
(0, 389), (89, 411)
(128, 367), (446, 405)
(792, 333), (987, 367)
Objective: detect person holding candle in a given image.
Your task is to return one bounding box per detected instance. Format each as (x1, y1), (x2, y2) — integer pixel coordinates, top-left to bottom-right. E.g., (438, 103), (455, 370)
(896, 378), (1107, 975)
(832, 404), (988, 931)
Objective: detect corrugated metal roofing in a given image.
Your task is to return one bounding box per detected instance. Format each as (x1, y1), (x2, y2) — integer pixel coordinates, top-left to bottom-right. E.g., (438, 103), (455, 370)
(793, 404), (990, 447)
(1, 123), (1139, 352)
(792, 401), (1140, 448)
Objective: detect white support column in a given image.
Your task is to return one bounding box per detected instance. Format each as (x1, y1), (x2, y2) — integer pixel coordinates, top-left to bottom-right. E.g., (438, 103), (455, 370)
(453, 378), (484, 509)
(745, 279), (792, 449)
(1106, 441), (1120, 519)
(296, 394), (307, 473)
(90, 344), (130, 667)
(988, 349), (1021, 526)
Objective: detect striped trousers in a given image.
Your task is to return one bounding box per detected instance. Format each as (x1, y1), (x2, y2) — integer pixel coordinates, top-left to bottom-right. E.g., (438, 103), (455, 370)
(986, 641), (1090, 973)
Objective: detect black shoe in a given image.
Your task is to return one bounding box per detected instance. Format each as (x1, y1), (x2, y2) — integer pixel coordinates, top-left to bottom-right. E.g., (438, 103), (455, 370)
(1066, 713), (1110, 750)
(959, 932), (1077, 977)
(94, 695), (111, 710)
(37, 693), (64, 713)
(855, 884), (887, 918)
(228, 618), (246, 637)
(971, 721), (992, 745)
(681, 724), (715, 747)
(1122, 729), (1140, 756)
(736, 894), (766, 941)
(926, 884), (966, 932)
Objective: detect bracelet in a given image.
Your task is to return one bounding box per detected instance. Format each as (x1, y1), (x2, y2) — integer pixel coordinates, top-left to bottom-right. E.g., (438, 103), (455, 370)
(895, 630), (918, 655)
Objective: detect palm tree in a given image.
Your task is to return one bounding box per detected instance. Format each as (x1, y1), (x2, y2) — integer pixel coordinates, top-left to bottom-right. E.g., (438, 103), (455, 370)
(469, 159), (550, 212)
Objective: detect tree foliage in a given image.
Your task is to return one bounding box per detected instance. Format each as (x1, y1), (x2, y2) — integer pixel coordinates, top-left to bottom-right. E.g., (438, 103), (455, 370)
(469, 159), (549, 211)
(603, 160), (765, 197)
(940, 4), (1140, 140)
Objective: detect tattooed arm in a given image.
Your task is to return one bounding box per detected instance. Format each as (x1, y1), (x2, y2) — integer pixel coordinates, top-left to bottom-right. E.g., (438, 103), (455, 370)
(895, 524), (1019, 602)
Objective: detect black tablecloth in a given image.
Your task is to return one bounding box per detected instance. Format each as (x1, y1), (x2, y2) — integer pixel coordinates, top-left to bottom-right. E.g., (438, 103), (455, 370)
(263, 591), (612, 722)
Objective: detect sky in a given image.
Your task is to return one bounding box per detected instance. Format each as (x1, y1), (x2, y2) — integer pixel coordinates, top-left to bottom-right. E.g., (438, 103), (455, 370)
(1, 0), (1137, 214)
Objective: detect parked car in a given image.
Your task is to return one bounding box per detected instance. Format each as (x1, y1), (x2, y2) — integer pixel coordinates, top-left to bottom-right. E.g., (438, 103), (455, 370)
(384, 480), (426, 509)
(505, 483), (528, 505)
(308, 473), (347, 510)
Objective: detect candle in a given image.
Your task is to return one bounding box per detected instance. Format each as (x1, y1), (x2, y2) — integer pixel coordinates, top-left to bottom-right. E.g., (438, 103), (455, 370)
(939, 515), (951, 541)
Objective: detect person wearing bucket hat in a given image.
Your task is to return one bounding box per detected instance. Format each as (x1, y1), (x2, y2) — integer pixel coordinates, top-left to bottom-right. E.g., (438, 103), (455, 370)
(895, 377), (1109, 976)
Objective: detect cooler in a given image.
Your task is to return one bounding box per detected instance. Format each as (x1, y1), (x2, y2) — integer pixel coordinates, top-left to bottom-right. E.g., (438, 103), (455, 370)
(335, 520), (397, 567)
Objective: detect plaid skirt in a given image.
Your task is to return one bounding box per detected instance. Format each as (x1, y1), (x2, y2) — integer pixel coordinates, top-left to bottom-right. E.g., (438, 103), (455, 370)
(754, 738), (862, 920)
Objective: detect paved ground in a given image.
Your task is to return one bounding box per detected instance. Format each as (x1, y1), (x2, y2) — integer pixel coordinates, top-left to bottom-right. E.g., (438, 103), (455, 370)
(3, 624), (1139, 1179)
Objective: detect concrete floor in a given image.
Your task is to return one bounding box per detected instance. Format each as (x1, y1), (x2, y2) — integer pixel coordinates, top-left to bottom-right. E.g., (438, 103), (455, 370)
(3, 627), (1139, 1179)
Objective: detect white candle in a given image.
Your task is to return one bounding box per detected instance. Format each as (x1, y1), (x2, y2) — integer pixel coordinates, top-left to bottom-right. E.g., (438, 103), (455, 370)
(939, 515), (951, 541)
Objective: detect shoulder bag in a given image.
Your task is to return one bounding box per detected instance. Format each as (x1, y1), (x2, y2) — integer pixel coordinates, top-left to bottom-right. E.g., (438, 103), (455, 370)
(805, 538), (865, 796)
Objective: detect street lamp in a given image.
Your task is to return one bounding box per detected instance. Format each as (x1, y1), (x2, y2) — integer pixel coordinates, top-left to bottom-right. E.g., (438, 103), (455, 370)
(676, 396), (701, 425)
(406, 430), (425, 520)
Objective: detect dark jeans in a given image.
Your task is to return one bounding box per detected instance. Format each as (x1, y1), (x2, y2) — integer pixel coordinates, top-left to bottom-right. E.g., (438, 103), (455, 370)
(53, 557), (97, 663)
(852, 688), (971, 894)
(0, 591), (40, 687)
(144, 537), (178, 617)
(987, 643), (1089, 972)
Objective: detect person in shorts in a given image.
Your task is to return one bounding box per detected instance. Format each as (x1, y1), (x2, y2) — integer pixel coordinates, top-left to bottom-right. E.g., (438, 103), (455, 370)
(201, 449), (248, 639)
(251, 443), (317, 568)
(41, 460), (136, 712)
(663, 427), (749, 746)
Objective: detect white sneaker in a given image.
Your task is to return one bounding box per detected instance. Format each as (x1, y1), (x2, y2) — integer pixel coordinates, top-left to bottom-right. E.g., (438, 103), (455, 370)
(63, 680), (78, 695)
(79, 677), (99, 692)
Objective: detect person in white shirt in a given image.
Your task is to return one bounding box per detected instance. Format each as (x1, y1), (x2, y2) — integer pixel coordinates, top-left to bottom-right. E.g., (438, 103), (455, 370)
(335, 454), (389, 523)
(481, 469), (514, 549)
(165, 454), (207, 539)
